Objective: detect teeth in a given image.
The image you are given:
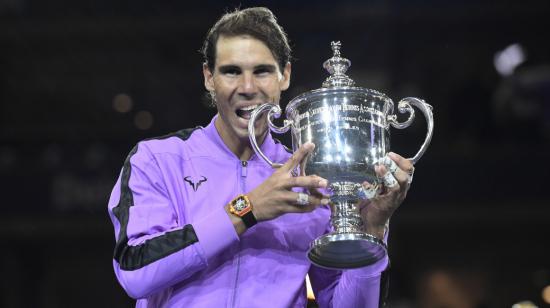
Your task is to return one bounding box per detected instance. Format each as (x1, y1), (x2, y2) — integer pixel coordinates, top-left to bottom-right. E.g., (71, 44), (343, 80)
(240, 105), (258, 111)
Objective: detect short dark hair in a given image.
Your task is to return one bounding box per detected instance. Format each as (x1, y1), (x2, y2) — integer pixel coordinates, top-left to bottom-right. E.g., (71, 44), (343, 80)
(201, 7), (292, 73)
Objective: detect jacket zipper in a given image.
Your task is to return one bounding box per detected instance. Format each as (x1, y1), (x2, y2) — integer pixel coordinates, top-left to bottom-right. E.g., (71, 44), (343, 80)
(231, 160), (248, 308)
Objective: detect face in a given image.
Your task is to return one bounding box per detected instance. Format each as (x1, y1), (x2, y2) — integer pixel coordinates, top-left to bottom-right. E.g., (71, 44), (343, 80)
(203, 35), (291, 152)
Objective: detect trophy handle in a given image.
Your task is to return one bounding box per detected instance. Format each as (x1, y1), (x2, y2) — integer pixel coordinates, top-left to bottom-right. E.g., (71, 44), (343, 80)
(248, 103), (292, 168)
(388, 97), (434, 165)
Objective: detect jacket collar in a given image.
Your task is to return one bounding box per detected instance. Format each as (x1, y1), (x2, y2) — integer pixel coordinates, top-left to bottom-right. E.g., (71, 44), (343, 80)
(204, 114), (281, 163)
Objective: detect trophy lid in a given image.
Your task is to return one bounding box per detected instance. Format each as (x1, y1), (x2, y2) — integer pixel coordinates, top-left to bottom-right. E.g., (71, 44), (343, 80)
(322, 41), (355, 88)
(286, 40), (391, 116)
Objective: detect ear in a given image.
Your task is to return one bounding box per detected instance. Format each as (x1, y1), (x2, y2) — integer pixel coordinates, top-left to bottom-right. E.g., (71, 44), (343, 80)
(279, 62), (291, 91)
(203, 63), (215, 92)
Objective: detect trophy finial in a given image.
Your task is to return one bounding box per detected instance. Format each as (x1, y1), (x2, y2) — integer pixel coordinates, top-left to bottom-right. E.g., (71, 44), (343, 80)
(331, 41), (342, 57)
(323, 41), (355, 88)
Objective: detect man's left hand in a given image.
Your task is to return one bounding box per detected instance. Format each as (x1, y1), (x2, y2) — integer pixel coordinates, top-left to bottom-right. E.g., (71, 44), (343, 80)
(359, 152), (414, 240)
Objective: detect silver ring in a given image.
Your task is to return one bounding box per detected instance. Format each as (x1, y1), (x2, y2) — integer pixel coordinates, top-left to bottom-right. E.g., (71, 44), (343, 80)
(379, 156), (399, 174)
(382, 172), (399, 188)
(297, 192), (309, 206)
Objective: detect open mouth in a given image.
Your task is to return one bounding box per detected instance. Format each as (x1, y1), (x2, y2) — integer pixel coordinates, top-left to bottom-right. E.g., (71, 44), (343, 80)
(236, 105), (258, 120)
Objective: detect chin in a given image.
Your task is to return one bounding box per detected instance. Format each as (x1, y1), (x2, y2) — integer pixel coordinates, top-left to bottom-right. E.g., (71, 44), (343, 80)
(244, 127), (268, 144)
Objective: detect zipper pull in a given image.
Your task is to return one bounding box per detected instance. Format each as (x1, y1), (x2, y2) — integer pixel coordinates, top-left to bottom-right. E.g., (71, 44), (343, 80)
(241, 160), (248, 177)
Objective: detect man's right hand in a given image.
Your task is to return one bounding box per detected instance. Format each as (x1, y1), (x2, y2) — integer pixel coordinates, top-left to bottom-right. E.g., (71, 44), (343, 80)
(247, 142), (329, 222)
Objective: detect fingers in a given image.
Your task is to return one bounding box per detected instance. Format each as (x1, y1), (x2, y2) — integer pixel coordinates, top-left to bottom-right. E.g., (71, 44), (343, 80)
(279, 142), (315, 173)
(284, 174), (328, 190)
(387, 152), (412, 170)
(359, 181), (379, 201)
(308, 186), (328, 199)
(373, 163), (409, 209)
(380, 152), (414, 188)
(284, 191), (330, 212)
(388, 152), (414, 181)
(375, 164), (400, 194)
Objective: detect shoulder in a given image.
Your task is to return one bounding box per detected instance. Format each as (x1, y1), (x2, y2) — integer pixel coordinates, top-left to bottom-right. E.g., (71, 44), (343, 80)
(271, 137), (293, 161)
(141, 127), (203, 150)
(127, 127), (204, 167)
(273, 138), (292, 154)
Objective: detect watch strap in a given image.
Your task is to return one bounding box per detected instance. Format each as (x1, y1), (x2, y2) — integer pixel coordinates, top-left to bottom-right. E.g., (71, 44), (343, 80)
(240, 210), (257, 229)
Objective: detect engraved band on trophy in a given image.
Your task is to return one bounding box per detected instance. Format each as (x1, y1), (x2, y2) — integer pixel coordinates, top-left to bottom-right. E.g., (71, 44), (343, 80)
(248, 41), (434, 269)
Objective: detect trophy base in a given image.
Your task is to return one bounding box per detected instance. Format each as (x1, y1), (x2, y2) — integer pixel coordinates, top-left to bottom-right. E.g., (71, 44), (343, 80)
(307, 232), (387, 269)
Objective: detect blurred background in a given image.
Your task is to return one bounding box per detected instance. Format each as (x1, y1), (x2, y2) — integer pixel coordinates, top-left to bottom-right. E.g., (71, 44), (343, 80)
(1, 0), (549, 307)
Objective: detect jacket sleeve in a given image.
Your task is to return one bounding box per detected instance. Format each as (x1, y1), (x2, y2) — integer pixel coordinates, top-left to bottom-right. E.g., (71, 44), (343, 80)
(308, 228), (390, 307)
(107, 142), (239, 299)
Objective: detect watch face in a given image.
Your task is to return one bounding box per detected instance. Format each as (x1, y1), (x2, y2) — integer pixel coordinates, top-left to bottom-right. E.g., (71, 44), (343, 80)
(234, 197), (248, 211)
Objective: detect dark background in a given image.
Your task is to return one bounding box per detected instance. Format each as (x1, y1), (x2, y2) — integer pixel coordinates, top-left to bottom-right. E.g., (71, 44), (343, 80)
(1, 1), (549, 307)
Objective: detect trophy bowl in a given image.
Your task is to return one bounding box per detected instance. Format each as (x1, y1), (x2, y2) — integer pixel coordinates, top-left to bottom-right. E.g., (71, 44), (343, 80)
(248, 41), (434, 269)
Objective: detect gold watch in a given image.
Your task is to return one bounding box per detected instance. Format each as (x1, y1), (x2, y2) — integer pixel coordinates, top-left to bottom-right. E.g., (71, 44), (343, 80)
(229, 194), (257, 228)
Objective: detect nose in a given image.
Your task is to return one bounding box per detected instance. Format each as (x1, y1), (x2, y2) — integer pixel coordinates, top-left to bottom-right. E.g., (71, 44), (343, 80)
(238, 72), (258, 98)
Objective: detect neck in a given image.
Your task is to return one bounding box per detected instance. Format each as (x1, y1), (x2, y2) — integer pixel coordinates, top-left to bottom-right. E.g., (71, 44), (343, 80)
(214, 117), (268, 161)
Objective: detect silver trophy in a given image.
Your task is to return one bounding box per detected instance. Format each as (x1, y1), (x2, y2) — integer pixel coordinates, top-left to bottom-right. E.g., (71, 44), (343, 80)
(248, 41), (434, 269)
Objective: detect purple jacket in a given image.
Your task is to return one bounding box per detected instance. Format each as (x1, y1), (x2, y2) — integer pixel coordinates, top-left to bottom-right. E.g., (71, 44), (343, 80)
(108, 115), (388, 307)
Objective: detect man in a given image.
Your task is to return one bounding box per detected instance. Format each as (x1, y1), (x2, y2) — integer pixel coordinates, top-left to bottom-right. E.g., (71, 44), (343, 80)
(108, 7), (414, 307)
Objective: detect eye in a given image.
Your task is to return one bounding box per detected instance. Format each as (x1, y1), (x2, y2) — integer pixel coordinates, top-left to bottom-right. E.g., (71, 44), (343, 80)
(254, 68), (269, 76)
(224, 68), (240, 76)
(254, 65), (276, 76)
(219, 66), (241, 76)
